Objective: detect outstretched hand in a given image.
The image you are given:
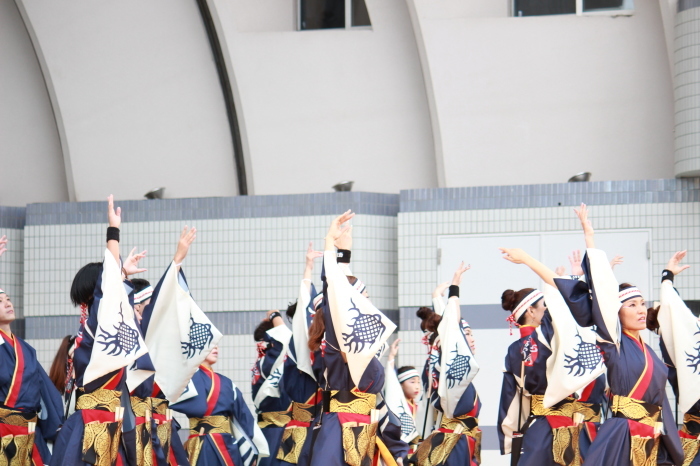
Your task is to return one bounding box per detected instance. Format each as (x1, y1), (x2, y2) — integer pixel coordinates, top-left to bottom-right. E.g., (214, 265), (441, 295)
(573, 203), (594, 237)
(335, 225), (353, 250)
(499, 247), (532, 265)
(0, 235), (7, 258)
(123, 247), (147, 276)
(305, 241), (323, 264)
(451, 262), (471, 286)
(666, 250), (690, 276)
(388, 338), (400, 361)
(326, 210), (355, 241)
(107, 195), (121, 229)
(568, 250), (584, 276)
(610, 255), (624, 270)
(174, 226), (197, 265)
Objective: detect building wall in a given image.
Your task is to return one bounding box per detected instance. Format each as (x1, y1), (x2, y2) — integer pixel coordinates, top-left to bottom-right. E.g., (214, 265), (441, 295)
(0, 0), (68, 206)
(207, 0), (438, 195)
(407, 0), (676, 188)
(15, 0), (239, 202)
(3, 1), (679, 206)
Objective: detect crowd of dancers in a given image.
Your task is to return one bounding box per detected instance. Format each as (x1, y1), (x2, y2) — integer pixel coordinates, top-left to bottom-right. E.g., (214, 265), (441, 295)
(0, 196), (698, 466)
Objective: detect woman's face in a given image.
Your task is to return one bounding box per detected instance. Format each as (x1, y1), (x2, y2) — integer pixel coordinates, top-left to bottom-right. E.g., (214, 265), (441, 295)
(205, 346), (219, 366)
(463, 328), (476, 354)
(526, 299), (547, 326)
(0, 294), (15, 326)
(619, 297), (647, 332)
(401, 376), (421, 401)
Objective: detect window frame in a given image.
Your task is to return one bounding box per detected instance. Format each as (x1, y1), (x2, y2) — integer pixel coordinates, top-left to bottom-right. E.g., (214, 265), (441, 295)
(296, 0), (373, 31)
(511, 0), (634, 17)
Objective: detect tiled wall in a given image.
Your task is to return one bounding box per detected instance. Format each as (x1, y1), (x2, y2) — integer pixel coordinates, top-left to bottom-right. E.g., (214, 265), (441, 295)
(0, 207), (25, 322)
(4, 179), (700, 457)
(20, 193), (399, 416)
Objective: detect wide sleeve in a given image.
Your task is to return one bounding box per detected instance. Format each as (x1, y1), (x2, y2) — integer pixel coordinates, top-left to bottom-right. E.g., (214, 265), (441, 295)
(232, 385), (256, 440)
(555, 249), (621, 346)
(37, 367), (65, 441)
(376, 400), (410, 461)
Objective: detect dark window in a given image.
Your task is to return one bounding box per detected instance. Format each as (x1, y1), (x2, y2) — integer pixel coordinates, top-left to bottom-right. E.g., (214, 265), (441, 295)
(514, 0), (576, 16)
(300, 0), (371, 30)
(584, 0), (623, 10)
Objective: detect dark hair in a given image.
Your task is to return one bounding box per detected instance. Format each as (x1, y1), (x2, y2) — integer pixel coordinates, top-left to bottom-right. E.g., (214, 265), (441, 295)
(397, 366), (416, 379)
(619, 283), (635, 292)
(308, 307), (325, 352)
(646, 306), (660, 332)
(70, 262), (103, 307)
(48, 335), (74, 393)
(253, 319), (274, 342)
(130, 278), (151, 294)
(416, 307), (441, 345)
(286, 300), (298, 322)
(501, 288), (536, 326)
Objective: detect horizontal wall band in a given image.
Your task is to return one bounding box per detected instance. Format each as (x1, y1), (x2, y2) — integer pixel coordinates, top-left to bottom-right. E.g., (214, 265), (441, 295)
(0, 206), (26, 229)
(679, 0), (700, 13)
(399, 178), (700, 212)
(26, 192), (400, 226)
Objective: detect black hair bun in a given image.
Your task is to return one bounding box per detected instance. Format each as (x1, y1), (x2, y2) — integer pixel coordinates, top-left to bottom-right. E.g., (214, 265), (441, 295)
(501, 289), (517, 312)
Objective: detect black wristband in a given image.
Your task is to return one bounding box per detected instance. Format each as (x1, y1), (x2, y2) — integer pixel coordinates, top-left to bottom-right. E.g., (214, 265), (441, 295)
(269, 311), (282, 321)
(661, 269), (674, 283)
(106, 226), (120, 243)
(337, 249), (351, 263)
(448, 285), (459, 298)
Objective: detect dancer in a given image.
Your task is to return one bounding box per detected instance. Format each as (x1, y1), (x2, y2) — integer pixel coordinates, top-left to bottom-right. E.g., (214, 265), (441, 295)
(128, 225), (214, 466)
(652, 250), (700, 465)
(171, 346), (258, 465)
(308, 211), (404, 466)
(0, 236), (64, 465)
(276, 242), (324, 465)
(384, 339), (420, 456)
(253, 308), (292, 466)
(552, 204), (684, 465)
(51, 196), (149, 466)
(410, 262), (481, 466)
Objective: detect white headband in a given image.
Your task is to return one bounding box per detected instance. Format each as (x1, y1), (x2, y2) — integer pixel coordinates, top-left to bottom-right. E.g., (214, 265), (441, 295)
(134, 286), (153, 304)
(398, 369), (420, 383)
(0, 289), (5, 295)
(512, 290), (544, 322)
(619, 287), (643, 303)
(460, 318), (470, 330)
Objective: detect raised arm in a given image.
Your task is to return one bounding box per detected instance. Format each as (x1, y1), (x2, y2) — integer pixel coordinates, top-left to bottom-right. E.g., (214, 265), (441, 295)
(303, 241), (323, 293)
(173, 225), (196, 272)
(499, 248), (557, 287)
(574, 203), (595, 249)
(106, 195), (121, 264)
(324, 210), (354, 252)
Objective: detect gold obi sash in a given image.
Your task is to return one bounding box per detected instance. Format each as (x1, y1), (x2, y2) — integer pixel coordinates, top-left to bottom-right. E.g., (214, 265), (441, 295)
(611, 395), (663, 466)
(150, 398), (173, 465)
(276, 401), (319, 464)
(531, 395), (585, 466)
(611, 395), (661, 428)
(130, 396), (153, 466)
(75, 388), (124, 466)
(322, 390), (376, 415)
(322, 390), (379, 466)
(679, 414), (700, 466)
(258, 409), (292, 429)
(185, 415), (233, 465)
(0, 407), (38, 466)
(411, 414), (481, 466)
